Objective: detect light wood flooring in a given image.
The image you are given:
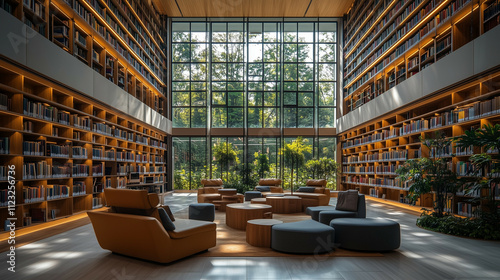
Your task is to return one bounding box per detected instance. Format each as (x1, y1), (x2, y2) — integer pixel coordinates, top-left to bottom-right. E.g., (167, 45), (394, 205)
(1, 193), (499, 280)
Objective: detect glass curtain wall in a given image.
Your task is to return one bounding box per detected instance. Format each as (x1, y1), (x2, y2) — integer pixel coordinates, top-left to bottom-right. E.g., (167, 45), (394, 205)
(171, 19), (338, 190)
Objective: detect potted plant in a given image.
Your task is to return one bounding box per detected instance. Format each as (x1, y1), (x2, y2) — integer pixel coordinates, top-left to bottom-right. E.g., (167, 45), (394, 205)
(396, 133), (460, 217)
(454, 123), (500, 217)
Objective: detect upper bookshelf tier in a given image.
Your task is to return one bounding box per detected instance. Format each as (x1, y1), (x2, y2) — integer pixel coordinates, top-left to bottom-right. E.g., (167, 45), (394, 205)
(342, 0), (494, 110)
(0, 0), (167, 100)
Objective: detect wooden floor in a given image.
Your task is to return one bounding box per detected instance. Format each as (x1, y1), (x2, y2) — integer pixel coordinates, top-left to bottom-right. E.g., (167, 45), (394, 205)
(1, 194), (499, 280)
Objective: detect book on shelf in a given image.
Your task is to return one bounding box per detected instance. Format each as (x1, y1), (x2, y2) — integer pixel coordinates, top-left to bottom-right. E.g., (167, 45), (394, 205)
(47, 143), (70, 158)
(0, 137), (9, 155)
(92, 196), (102, 208)
(46, 185), (69, 200)
(0, 93), (10, 110)
(23, 140), (45, 156)
(72, 164), (89, 177)
(93, 182), (103, 193)
(73, 181), (87, 196)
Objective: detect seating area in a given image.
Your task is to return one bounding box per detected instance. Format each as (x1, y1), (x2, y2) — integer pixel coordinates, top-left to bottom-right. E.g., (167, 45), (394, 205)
(87, 189), (217, 263)
(87, 187), (399, 264)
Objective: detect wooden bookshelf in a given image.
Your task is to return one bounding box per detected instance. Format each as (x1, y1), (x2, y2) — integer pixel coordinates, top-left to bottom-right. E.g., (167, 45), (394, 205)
(342, 0), (494, 114)
(339, 69), (500, 213)
(0, 0), (166, 117)
(0, 61), (167, 232)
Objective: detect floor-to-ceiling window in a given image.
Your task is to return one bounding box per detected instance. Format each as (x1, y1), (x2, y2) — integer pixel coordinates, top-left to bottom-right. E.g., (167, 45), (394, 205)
(171, 18), (339, 190)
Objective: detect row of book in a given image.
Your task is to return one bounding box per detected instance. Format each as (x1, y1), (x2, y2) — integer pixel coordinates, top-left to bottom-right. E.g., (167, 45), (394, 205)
(23, 185), (44, 203)
(117, 151), (134, 162)
(0, 166), (8, 181)
(23, 141), (45, 156)
(0, 137), (9, 154)
(46, 185), (69, 200)
(73, 164), (89, 177)
(150, 166), (165, 173)
(0, 93), (10, 111)
(22, 162), (77, 179)
(430, 145), (453, 158)
(47, 143), (70, 158)
(73, 181), (86, 196)
(344, 97), (500, 148)
(343, 166), (375, 174)
(457, 202), (479, 217)
(72, 147), (87, 158)
(342, 164), (402, 175)
(343, 176), (403, 188)
(92, 164), (103, 176)
(104, 149), (115, 160)
(93, 122), (113, 136)
(369, 188), (381, 198)
(23, 0), (46, 20)
(92, 197), (102, 209)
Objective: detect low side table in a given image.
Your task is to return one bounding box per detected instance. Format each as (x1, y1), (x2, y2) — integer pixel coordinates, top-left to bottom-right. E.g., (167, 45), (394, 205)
(226, 203), (273, 230)
(246, 219), (283, 247)
(266, 196), (302, 214)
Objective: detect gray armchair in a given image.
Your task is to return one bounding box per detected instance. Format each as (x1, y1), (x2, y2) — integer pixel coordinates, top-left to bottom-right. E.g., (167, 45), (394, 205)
(316, 191), (366, 225)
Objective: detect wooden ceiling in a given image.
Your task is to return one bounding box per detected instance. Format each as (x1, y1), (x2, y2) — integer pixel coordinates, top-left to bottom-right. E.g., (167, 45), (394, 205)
(152, 0), (355, 17)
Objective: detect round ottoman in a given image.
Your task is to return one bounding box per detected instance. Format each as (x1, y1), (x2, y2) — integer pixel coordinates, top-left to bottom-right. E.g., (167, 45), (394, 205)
(318, 210), (358, 225)
(330, 218), (400, 251)
(245, 191), (263, 201)
(305, 206), (336, 221)
(271, 220), (335, 254)
(188, 203), (215, 222)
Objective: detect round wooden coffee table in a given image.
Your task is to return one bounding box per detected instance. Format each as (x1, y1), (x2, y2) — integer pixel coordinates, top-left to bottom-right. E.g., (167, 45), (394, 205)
(226, 203), (273, 230)
(266, 196), (302, 214)
(246, 219), (283, 247)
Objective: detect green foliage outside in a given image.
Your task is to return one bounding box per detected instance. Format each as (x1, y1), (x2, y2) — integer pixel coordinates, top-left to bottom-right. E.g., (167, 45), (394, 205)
(280, 137), (312, 193)
(305, 157), (340, 188)
(173, 137), (339, 192)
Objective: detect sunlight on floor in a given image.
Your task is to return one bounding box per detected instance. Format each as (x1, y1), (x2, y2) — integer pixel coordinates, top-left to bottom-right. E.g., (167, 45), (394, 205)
(26, 260), (59, 274)
(21, 243), (48, 249)
(410, 232), (433, 237)
(401, 251), (424, 259)
(211, 259), (247, 266)
(45, 251), (86, 259)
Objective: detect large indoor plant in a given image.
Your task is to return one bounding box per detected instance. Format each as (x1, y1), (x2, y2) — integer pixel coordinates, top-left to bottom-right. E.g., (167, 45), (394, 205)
(396, 133), (460, 217)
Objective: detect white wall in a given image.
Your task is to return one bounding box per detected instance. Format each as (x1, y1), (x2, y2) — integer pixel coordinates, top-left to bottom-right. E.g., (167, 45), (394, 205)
(0, 8), (171, 133)
(337, 24), (500, 133)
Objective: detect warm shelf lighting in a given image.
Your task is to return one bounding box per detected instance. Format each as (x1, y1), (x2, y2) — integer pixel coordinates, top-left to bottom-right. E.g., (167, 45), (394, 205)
(345, 0), (452, 89)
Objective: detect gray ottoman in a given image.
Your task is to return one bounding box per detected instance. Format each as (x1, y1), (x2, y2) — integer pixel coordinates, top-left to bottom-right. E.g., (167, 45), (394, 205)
(330, 218), (400, 251)
(319, 210), (358, 225)
(271, 220), (335, 254)
(306, 206), (336, 221)
(244, 191), (263, 201)
(188, 203), (215, 222)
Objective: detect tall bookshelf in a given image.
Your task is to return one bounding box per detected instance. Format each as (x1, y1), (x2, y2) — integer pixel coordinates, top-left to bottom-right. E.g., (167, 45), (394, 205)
(339, 69), (500, 213)
(0, 0), (167, 118)
(342, 0), (498, 114)
(0, 62), (167, 231)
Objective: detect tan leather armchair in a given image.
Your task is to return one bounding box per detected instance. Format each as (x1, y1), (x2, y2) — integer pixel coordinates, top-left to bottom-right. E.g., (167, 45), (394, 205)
(87, 189), (216, 263)
(286, 179), (331, 209)
(197, 179), (224, 203)
(254, 178), (283, 197)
